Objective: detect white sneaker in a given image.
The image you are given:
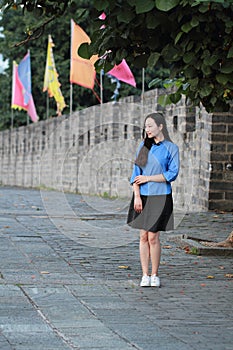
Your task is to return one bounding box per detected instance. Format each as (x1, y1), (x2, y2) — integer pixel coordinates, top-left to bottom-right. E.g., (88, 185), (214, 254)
(150, 275), (160, 287)
(140, 275), (150, 287)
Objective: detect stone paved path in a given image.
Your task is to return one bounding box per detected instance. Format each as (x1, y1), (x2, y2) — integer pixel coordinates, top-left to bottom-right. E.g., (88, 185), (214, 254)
(0, 187), (232, 350)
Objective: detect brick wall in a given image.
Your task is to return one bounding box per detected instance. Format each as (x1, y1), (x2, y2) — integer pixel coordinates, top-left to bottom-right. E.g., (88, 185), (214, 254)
(0, 89), (232, 211)
(208, 110), (233, 210)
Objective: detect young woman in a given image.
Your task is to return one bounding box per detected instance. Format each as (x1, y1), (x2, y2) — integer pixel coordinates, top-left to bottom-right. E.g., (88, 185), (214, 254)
(127, 112), (180, 287)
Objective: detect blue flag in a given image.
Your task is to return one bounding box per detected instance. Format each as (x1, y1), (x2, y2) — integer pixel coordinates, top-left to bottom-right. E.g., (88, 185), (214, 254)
(18, 52), (32, 105)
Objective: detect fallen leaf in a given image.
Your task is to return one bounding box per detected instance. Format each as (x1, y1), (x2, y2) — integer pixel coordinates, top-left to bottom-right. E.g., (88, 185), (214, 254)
(200, 283), (206, 287)
(206, 275), (215, 279)
(118, 265), (131, 270)
(162, 245), (172, 249)
(225, 273), (233, 278)
(218, 266), (225, 270)
(4, 226), (10, 228)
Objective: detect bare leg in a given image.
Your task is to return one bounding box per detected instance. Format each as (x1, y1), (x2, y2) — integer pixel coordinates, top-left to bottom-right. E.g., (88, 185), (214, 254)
(139, 230), (150, 275)
(148, 231), (161, 275)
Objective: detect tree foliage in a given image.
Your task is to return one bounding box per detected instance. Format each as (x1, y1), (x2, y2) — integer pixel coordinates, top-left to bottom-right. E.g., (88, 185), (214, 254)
(0, 0), (232, 113)
(0, 1), (154, 130)
(82, 0), (233, 112)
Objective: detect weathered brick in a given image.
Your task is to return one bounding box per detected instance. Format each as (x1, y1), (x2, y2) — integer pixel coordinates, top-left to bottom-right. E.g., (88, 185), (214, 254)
(210, 153), (228, 162)
(209, 181), (233, 191)
(208, 192), (224, 200)
(210, 144), (226, 152)
(225, 192), (233, 200)
(212, 124), (227, 133)
(209, 200), (233, 211)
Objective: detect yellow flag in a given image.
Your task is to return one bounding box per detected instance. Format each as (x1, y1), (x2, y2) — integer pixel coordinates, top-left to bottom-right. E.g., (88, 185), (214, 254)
(43, 35), (66, 115)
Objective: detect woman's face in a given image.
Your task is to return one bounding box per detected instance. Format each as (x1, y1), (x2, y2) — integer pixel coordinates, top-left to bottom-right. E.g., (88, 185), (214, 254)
(145, 117), (163, 139)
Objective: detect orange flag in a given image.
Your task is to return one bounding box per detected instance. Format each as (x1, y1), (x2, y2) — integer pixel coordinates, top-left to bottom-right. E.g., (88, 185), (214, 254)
(70, 20), (98, 89)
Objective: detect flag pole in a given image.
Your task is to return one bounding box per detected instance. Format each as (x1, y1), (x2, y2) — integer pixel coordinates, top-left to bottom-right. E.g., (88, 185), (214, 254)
(46, 93), (49, 119)
(141, 68), (145, 117)
(100, 69), (103, 105)
(27, 49), (30, 124)
(11, 109), (14, 130)
(100, 70), (103, 133)
(11, 62), (14, 130)
(70, 83), (73, 116)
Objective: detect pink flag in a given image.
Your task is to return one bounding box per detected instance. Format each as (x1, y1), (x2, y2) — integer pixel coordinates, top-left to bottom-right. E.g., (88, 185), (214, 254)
(11, 61), (26, 110)
(99, 12), (106, 20)
(27, 96), (38, 123)
(11, 59), (38, 123)
(107, 59), (136, 87)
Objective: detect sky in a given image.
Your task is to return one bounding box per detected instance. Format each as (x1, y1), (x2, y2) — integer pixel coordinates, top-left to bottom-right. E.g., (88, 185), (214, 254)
(0, 53), (8, 73)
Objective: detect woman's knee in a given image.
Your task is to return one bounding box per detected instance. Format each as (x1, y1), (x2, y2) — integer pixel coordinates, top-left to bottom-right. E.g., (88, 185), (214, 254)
(140, 230), (149, 243)
(148, 232), (160, 245)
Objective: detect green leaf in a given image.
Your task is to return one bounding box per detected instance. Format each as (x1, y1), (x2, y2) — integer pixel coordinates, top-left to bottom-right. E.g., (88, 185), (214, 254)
(158, 94), (171, 107)
(199, 84), (213, 98)
(163, 81), (175, 89)
(190, 16), (199, 27)
(117, 9), (135, 23)
(169, 92), (182, 104)
(148, 78), (162, 88)
(183, 52), (195, 64)
(210, 96), (217, 105)
(155, 0), (179, 12)
(93, 0), (109, 11)
(135, 0), (155, 14)
(207, 55), (219, 66)
(184, 66), (197, 79)
(116, 48), (128, 61)
(198, 3), (209, 13)
(175, 31), (183, 45)
(201, 64), (212, 75)
(148, 52), (160, 68)
(187, 41), (194, 51)
(94, 59), (113, 74)
(181, 22), (193, 33)
(221, 61), (233, 74)
(216, 73), (228, 85)
(189, 77), (199, 90)
(78, 43), (91, 59)
(227, 45), (233, 58)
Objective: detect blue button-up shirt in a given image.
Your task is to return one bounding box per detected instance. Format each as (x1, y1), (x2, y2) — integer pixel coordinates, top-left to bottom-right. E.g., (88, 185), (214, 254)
(130, 140), (180, 195)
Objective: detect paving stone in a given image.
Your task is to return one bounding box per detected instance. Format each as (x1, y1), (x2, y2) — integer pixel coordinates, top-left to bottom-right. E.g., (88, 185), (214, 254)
(0, 187), (232, 350)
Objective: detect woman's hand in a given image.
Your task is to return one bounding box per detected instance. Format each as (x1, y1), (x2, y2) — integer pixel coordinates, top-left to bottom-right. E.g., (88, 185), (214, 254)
(134, 175), (149, 185)
(134, 195), (143, 213)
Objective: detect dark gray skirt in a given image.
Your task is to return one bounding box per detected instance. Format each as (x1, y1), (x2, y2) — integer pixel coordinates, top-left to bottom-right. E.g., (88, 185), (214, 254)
(127, 193), (174, 232)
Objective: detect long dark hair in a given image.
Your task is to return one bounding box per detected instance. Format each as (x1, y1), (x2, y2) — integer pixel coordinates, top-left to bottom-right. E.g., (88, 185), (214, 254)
(135, 113), (172, 167)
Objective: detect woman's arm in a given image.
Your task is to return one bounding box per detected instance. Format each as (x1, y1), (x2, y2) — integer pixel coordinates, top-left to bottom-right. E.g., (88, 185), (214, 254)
(134, 174), (166, 185)
(133, 182), (143, 213)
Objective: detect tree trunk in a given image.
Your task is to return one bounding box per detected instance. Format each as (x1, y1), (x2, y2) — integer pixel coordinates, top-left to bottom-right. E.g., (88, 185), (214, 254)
(200, 231), (233, 248)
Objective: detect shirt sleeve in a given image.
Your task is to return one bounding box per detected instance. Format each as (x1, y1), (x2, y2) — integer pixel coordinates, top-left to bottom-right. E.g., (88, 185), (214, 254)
(130, 164), (142, 184)
(163, 145), (180, 182)
(129, 141), (144, 184)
